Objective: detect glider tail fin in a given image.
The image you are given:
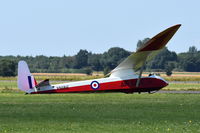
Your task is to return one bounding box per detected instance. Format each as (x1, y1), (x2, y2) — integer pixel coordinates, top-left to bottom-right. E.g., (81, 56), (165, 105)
(18, 61), (37, 93)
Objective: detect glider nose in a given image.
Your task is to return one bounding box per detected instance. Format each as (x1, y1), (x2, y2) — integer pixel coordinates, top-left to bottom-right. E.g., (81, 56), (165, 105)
(162, 80), (168, 87)
(158, 77), (168, 88)
(151, 75), (168, 88)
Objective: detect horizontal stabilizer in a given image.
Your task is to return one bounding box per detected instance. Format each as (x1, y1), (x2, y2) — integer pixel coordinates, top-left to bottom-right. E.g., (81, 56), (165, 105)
(35, 79), (51, 88)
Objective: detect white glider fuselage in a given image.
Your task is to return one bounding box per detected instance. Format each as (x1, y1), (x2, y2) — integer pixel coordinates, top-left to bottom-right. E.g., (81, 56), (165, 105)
(28, 74), (168, 94)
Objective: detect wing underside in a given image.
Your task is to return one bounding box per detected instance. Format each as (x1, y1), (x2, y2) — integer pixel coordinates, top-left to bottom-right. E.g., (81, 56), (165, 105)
(110, 24), (181, 77)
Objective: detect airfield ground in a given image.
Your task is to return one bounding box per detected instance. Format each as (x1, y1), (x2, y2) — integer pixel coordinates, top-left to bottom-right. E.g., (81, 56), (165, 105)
(0, 93), (200, 133)
(0, 72), (200, 132)
(1, 71), (200, 91)
(1, 71), (200, 82)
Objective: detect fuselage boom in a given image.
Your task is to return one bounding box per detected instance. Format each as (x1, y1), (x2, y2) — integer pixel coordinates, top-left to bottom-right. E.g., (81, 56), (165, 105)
(30, 75), (168, 94)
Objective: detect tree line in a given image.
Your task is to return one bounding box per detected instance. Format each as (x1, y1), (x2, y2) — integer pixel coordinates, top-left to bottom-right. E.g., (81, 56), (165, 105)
(0, 39), (199, 76)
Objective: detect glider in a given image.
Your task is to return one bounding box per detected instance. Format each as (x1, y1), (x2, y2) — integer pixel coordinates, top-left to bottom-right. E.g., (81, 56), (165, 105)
(18, 24), (181, 94)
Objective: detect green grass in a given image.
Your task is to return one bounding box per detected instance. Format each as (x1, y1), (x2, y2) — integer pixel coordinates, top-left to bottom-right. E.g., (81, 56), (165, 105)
(0, 93), (200, 133)
(0, 81), (19, 93)
(143, 72), (200, 75)
(164, 83), (200, 91)
(0, 75), (104, 81)
(0, 81), (63, 93)
(2, 73), (200, 81)
(164, 76), (200, 82)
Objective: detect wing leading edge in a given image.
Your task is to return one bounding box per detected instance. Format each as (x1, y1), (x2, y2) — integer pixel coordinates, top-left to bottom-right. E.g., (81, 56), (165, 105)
(110, 24), (181, 78)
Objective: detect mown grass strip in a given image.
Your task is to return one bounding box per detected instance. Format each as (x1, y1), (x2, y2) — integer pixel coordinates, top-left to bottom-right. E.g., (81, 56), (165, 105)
(0, 93), (200, 133)
(2, 73), (200, 81)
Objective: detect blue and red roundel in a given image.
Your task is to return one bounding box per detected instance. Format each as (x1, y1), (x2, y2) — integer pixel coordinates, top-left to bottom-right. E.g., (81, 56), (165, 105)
(90, 81), (100, 90)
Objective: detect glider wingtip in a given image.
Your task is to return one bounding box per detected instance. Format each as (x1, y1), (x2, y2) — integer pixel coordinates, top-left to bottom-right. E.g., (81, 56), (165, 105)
(171, 24), (181, 30)
(137, 24), (181, 52)
(168, 24), (182, 36)
(174, 24), (181, 27)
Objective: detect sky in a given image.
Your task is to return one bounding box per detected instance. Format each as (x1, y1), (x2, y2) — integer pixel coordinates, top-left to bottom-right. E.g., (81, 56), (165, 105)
(0, 0), (200, 56)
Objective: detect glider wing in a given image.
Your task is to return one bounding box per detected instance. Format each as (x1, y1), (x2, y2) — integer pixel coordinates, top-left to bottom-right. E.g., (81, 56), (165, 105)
(110, 24), (181, 77)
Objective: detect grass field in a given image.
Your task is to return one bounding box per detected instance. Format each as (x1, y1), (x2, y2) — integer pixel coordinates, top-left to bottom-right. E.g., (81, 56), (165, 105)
(1, 73), (200, 132)
(0, 93), (200, 133)
(0, 75), (103, 81)
(164, 83), (200, 91)
(1, 71), (200, 82)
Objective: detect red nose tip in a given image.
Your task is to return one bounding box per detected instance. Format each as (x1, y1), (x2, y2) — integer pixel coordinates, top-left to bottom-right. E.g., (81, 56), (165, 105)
(162, 80), (169, 87)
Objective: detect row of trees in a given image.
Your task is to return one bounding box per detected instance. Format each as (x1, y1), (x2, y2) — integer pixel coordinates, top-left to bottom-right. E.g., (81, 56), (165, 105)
(0, 40), (199, 76)
(0, 47), (131, 76)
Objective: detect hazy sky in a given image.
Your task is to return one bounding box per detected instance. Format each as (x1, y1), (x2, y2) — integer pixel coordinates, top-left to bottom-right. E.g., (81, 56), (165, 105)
(0, 0), (199, 56)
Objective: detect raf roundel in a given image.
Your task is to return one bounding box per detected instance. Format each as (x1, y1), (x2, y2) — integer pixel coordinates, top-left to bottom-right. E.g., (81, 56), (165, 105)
(90, 81), (100, 90)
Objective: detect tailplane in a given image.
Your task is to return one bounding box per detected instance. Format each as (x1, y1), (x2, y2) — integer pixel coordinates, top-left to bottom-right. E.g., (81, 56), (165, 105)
(18, 61), (37, 93)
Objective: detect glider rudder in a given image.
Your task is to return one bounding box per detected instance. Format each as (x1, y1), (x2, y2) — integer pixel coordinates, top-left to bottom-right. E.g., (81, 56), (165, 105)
(18, 61), (37, 93)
